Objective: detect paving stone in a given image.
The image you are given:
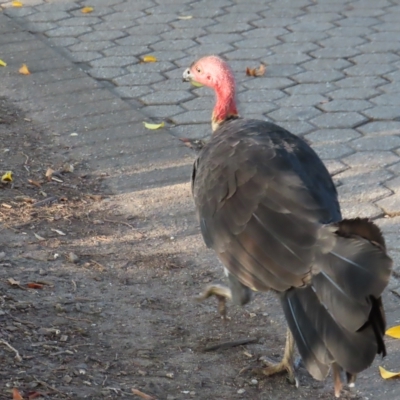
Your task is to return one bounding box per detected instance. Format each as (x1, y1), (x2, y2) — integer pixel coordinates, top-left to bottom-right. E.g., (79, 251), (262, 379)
(269, 42), (319, 54)
(372, 94), (400, 106)
(280, 31), (330, 43)
(161, 28), (208, 40)
(79, 30), (127, 42)
(318, 36), (366, 47)
(89, 67), (126, 80)
(233, 37), (281, 49)
(338, 16), (381, 27)
(357, 41), (400, 53)
(113, 86), (153, 99)
(293, 70), (344, 83)
(90, 56), (138, 68)
(342, 151), (400, 169)
(48, 37), (79, 47)
(185, 43), (235, 56)
(350, 53), (400, 64)
(335, 168), (393, 187)
(0, 39), (46, 54)
(45, 26), (93, 37)
(324, 159), (348, 176)
(335, 76), (388, 88)
(379, 83), (400, 94)
(325, 26), (375, 37)
(376, 194), (400, 216)
(240, 101), (278, 116)
(70, 52), (103, 63)
(285, 83), (336, 95)
(171, 110), (211, 125)
(338, 183), (391, 203)
(268, 107), (321, 122)
(140, 91), (194, 106)
(319, 99), (373, 112)
(263, 53), (311, 65)
(264, 65), (304, 77)
(310, 112), (367, 129)
(328, 87), (380, 99)
(240, 89), (286, 102)
(26, 10), (70, 22)
(305, 129), (361, 145)
(277, 94), (328, 107)
(312, 143), (354, 160)
(113, 72), (164, 86)
(310, 48), (361, 59)
(362, 107), (400, 121)
(243, 77), (294, 90)
(182, 97), (218, 111)
(357, 121), (400, 136)
(289, 21), (336, 31)
(20, 22), (59, 33)
(350, 136), (400, 151)
(141, 105), (185, 119)
(301, 59), (352, 71)
(57, 17), (102, 27)
(344, 64), (395, 77)
(341, 202), (383, 219)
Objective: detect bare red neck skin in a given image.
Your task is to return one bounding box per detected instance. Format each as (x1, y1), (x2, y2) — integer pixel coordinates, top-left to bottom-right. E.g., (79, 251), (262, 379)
(211, 72), (239, 132)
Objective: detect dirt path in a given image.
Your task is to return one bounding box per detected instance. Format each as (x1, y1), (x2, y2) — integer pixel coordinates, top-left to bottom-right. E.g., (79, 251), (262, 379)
(1, 96), (400, 400)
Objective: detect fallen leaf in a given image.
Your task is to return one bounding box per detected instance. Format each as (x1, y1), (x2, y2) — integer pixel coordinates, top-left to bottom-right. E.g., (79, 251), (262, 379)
(379, 366), (400, 379)
(246, 63), (266, 77)
(81, 6), (94, 13)
(131, 388), (156, 400)
(142, 55), (157, 63)
(19, 64), (30, 75)
(191, 81), (203, 87)
(51, 229), (66, 236)
(11, 1), (23, 7)
(177, 15), (193, 20)
(70, 132), (78, 136)
(143, 121), (165, 130)
(34, 233), (46, 241)
(28, 179), (42, 188)
(27, 282), (44, 289)
(8, 278), (20, 286)
(386, 325), (400, 339)
(12, 388), (23, 400)
(1, 171), (13, 182)
(0, 59), (7, 67)
(45, 168), (54, 181)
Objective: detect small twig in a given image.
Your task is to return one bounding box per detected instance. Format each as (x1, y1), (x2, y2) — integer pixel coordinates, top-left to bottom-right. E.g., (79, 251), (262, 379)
(64, 316), (92, 323)
(0, 339), (22, 361)
(102, 375), (108, 386)
(90, 259), (106, 271)
(21, 151), (30, 165)
(33, 377), (64, 395)
(71, 279), (77, 293)
(132, 388), (157, 400)
(203, 337), (258, 352)
(103, 218), (136, 229)
(33, 196), (58, 208)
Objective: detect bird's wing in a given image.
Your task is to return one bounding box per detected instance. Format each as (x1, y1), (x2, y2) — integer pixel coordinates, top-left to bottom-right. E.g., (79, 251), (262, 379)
(192, 120), (340, 292)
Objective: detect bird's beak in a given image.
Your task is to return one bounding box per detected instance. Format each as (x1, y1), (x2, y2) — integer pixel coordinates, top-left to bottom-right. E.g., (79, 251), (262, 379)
(182, 68), (192, 82)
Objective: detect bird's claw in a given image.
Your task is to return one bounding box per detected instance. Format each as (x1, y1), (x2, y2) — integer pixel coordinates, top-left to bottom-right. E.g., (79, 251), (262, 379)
(255, 358), (299, 388)
(196, 284), (232, 319)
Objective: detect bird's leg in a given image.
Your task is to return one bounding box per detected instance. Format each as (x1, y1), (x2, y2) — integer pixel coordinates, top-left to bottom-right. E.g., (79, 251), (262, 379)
(332, 363), (343, 398)
(346, 372), (357, 388)
(197, 284), (232, 319)
(258, 328), (298, 387)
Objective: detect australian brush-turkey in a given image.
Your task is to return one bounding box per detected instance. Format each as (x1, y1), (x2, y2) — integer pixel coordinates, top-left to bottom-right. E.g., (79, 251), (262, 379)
(182, 55), (392, 397)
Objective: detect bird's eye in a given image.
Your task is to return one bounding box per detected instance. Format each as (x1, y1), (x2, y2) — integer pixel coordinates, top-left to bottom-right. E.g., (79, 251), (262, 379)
(196, 66), (201, 73)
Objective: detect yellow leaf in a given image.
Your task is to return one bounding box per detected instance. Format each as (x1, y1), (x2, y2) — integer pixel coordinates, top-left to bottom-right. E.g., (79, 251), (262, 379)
(81, 6), (94, 13)
(142, 55), (157, 63)
(19, 64), (30, 75)
(0, 59), (6, 67)
(386, 325), (400, 339)
(12, 1), (23, 7)
(143, 121), (165, 130)
(1, 171), (13, 182)
(177, 15), (193, 20)
(379, 366), (400, 379)
(191, 81), (203, 87)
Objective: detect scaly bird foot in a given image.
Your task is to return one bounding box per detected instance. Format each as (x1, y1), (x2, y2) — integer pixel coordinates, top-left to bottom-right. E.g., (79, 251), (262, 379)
(196, 284), (232, 319)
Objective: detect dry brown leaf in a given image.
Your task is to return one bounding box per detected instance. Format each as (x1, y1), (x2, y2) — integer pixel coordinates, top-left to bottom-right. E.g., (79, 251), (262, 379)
(19, 64), (30, 75)
(81, 6), (94, 13)
(386, 325), (400, 339)
(28, 179), (42, 188)
(45, 168), (54, 181)
(27, 282), (44, 289)
(379, 366), (400, 379)
(132, 388), (156, 400)
(246, 63), (266, 77)
(12, 388), (23, 400)
(8, 278), (20, 286)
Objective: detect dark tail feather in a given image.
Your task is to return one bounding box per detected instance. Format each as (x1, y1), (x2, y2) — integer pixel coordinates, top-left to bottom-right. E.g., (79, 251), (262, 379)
(281, 218), (391, 379)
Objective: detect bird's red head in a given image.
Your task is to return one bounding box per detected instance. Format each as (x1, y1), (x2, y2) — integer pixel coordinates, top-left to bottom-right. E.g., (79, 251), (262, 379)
(183, 55), (239, 132)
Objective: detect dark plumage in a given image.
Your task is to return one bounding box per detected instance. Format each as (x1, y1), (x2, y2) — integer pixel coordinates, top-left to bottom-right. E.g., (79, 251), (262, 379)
(183, 56), (392, 397)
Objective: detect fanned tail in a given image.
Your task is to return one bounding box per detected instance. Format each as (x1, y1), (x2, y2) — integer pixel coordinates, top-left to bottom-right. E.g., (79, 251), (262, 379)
(281, 218), (392, 381)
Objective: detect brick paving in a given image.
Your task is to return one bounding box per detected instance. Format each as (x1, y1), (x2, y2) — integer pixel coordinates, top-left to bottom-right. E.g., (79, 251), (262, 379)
(1, 0), (400, 396)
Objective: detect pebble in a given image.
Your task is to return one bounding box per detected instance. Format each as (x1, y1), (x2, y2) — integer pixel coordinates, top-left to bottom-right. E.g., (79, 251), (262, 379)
(250, 379), (258, 386)
(237, 389), (246, 394)
(68, 252), (79, 263)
